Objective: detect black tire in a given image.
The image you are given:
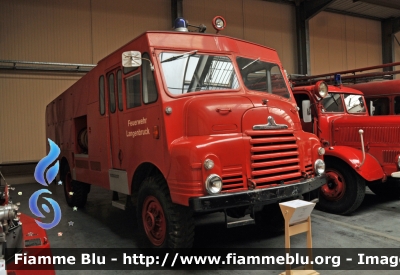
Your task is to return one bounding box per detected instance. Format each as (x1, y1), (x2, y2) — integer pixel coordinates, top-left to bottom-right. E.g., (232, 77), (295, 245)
(369, 182), (400, 199)
(254, 204), (284, 233)
(137, 176), (194, 249)
(318, 160), (365, 215)
(61, 163), (90, 208)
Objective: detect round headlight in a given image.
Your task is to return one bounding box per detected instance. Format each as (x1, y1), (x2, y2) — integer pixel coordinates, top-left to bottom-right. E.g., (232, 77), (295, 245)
(314, 159), (325, 175)
(215, 18), (224, 28)
(397, 155), (400, 168)
(205, 174), (222, 194)
(212, 16), (226, 32)
(318, 147), (325, 156)
(315, 81), (328, 99)
(204, 159), (214, 170)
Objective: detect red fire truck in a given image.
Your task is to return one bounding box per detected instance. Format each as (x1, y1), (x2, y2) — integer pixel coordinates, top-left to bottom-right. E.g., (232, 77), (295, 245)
(292, 76), (400, 215)
(46, 17), (326, 248)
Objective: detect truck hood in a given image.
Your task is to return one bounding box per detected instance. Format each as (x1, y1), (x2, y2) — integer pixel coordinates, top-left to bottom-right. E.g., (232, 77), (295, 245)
(185, 95), (301, 136)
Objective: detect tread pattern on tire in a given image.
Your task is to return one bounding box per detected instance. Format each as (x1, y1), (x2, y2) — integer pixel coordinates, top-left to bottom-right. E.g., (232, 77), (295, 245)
(137, 176), (195, 249)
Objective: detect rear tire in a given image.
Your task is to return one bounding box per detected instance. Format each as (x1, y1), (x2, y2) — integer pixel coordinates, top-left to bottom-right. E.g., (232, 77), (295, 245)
(137, 176), (194, 249)
(318, 160), (365, 215)
(61, 164), (90, 208)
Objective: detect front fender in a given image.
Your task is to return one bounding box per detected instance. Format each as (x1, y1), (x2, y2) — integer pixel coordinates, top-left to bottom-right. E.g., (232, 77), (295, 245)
(325, 146), (383, 181)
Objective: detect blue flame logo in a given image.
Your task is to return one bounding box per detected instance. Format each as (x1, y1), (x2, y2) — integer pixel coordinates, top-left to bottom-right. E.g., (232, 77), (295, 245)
(29, 139), (62, 230)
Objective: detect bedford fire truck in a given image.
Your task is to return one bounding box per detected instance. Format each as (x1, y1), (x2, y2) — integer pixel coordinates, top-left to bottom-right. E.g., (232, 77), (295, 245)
(46, 17), (326, 248)
(292, 75), (400, 214)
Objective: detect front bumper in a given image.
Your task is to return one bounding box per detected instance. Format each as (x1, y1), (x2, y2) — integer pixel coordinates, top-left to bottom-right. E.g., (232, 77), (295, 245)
(391, 172), (400, 178)
(189, 174), (326, 213)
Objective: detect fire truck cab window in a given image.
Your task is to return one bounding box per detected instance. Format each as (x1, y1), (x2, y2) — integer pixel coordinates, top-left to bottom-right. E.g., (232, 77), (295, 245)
(160, 52), (239, 94)
(321, 93), (344, 112)
(344, 94), (366, 113)
(142, 53), (158, 103)
(237, 57), (290, 99)
(117, 70), (123, 111)
(99, 75), (105, 115)
(126, 74), (141, 109)
(108, 73), (116, 113)
(366, 97), (389, 115)
(394, 97), (400, 115)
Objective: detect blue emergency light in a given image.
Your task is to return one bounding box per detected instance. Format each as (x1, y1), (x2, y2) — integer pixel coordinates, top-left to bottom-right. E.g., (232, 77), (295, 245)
(174, 17), (188, 32)
(334, 74), (342, 86)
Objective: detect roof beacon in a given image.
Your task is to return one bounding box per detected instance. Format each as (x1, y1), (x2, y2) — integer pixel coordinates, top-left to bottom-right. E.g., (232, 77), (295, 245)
(334, 74), (342, 86)
(174, 17), (188, 32)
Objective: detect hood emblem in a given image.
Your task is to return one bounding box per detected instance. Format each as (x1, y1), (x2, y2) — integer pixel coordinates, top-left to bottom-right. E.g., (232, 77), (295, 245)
(253, 116), (288, 130)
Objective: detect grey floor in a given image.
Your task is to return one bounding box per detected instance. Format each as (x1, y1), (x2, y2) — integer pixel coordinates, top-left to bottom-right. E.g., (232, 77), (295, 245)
(10, 181), (400, 275)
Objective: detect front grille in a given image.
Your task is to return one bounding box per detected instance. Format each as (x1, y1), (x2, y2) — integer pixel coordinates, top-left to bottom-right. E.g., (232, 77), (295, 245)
(246, 129), (301, 187)
(221, 166), (245, 192)
(383, 150), (400, 163)
(305, 164), (314, 176)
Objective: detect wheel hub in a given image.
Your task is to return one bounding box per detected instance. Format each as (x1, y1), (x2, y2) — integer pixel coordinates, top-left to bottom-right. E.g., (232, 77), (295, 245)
(142, 196), (166, 246)
(321, 170), (346, 201)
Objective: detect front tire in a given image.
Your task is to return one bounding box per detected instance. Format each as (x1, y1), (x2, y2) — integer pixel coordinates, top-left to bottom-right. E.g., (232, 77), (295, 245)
(318, 160), (365, 215)
(137, 176), (194, 248)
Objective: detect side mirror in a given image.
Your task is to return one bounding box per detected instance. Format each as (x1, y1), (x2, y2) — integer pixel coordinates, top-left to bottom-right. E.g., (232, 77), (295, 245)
(369, 101), (375, 116)
(302, 100), (312, 123)
(122, 51), (142, 67)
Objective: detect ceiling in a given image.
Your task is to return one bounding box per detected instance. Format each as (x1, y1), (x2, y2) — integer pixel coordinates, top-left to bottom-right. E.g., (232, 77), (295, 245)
(268, 0), (400, 21)
(326, 0), (400, 20)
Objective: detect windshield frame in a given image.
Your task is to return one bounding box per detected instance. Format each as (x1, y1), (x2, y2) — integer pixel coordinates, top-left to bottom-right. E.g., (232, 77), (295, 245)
(156, 50), (241, 98)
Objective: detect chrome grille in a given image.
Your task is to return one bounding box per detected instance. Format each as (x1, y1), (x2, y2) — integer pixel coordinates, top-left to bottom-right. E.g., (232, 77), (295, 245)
(246, 129), (301, 187)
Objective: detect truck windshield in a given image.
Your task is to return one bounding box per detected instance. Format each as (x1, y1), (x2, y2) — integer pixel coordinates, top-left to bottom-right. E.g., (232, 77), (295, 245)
(321, 93), (366, 114)
(344, 94), (366, 113)
(236, 57), (290, 99)
(159, 52), (239, 95)
(321, 93), (344, 112)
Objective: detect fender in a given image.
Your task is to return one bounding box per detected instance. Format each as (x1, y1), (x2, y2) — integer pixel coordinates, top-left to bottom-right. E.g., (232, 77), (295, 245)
(325, 146), (383, 182)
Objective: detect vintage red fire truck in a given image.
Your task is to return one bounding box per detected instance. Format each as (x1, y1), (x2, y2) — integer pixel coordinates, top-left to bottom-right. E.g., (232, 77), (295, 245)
(46, 17), (326, 248)
(292, 76), (400, 215)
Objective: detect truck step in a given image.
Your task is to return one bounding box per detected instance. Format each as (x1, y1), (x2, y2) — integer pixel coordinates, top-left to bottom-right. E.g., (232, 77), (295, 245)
(111, 200), (126, 210)
(226, 218), (255, 228)
(111, 191), (127, 210)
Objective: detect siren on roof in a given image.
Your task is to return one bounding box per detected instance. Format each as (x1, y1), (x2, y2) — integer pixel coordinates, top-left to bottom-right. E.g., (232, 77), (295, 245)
(174, 17), (188, 32)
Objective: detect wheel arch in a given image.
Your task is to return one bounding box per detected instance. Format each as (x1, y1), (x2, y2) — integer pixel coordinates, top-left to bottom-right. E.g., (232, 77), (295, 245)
(324, 146), (384, 182)
(131, 162), (165, 198)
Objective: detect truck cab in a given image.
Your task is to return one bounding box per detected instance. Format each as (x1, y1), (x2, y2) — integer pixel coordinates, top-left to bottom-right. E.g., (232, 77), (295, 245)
(293, 81), (400, 215)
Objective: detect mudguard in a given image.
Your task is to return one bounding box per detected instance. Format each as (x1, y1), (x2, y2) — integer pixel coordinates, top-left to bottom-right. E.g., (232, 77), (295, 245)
(325, 146), (383, 182)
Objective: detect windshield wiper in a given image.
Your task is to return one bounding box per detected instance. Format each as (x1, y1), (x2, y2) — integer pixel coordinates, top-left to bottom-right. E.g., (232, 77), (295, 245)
(161, 50), (198, 63)
(331, 93), (339, 106)
(242, 57), (260, 70)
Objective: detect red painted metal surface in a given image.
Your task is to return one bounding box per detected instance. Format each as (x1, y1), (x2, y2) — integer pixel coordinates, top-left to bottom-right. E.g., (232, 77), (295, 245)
(6, 214), (55, 275)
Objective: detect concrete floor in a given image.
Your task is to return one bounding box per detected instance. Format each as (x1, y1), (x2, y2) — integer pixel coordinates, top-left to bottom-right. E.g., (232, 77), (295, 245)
(10, 181), (400, 275)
